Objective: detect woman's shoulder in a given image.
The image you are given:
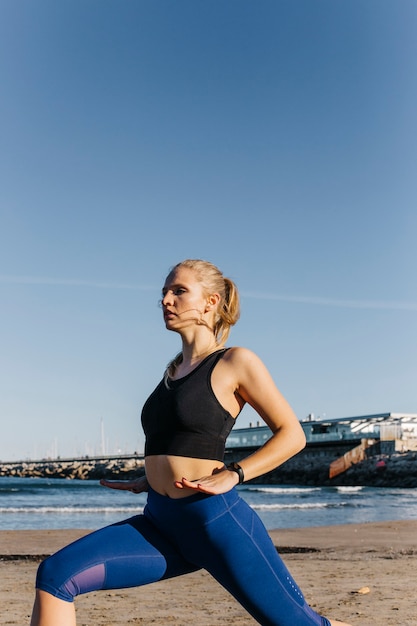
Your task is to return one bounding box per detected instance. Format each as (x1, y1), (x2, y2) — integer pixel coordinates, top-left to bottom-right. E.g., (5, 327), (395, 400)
(221, 347), (272, 387)
(223, 346), (265, 367)
(224, 345), (254, 356)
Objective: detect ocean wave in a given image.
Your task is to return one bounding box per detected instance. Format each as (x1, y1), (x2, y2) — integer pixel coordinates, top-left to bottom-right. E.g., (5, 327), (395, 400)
(251, 501), (351, 511)
(1, 501), (353, 514)
(245, 487), (320, 494)
(335, 486), (364, 493)
(0, 506), (144, 514)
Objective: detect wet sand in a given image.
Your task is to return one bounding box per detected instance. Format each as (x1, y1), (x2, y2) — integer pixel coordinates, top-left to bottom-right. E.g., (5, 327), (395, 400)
(1, 520), (416, 625)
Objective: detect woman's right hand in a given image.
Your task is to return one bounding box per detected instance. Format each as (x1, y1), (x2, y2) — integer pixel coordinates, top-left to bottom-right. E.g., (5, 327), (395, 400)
(100, 475), (149, 494)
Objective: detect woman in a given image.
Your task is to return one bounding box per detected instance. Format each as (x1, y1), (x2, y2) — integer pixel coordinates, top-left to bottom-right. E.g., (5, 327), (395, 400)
(31, 259), (352, 626)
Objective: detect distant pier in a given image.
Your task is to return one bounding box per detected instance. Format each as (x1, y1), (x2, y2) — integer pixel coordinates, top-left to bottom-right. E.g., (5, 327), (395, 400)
(2, 413), (416, 487)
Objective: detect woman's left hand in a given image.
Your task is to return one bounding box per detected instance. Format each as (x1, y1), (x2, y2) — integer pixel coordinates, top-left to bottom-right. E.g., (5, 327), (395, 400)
(100, 476), (149, 494)
(174, 467), (239, 495)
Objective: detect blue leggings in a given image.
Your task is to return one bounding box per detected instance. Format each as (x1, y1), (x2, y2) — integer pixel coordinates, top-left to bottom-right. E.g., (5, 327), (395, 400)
(36, 487), (330, 626)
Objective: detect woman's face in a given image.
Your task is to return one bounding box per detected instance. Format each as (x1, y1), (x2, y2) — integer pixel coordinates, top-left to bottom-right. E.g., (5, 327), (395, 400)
(161, 266), (208, 331)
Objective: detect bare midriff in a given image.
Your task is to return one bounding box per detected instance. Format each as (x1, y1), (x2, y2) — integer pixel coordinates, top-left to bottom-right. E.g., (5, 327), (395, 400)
(145, 455), (225, 498)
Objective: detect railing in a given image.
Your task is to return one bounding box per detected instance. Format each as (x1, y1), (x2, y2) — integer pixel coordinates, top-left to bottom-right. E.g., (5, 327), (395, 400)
(329, 439), (377, 479)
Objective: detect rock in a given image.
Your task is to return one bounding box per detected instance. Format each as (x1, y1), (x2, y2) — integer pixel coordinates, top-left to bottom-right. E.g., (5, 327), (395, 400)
(0, 451), (415, 486)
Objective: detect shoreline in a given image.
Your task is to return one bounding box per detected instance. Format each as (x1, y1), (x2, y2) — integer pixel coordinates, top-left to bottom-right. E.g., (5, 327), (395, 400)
(2, 520), (416, 625)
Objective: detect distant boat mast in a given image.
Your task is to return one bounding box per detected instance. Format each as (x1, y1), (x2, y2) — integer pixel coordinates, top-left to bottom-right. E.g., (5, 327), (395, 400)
(100, 418), (106, 456)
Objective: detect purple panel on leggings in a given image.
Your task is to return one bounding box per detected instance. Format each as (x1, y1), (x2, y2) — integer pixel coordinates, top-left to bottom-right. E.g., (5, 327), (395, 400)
(64, 563), (106, 598)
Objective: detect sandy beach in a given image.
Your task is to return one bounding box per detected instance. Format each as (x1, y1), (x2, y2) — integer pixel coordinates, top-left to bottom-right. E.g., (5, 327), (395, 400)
(1, 520), (416, 626)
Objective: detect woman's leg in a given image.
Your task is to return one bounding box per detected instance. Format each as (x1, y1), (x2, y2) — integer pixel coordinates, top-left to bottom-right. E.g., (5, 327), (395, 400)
(30, 590), (76, 626)
(184, 500), (325, 625)
(150, 489), (347, 626)
(31, 514), (198, 625)
(199, 498), (352, 626)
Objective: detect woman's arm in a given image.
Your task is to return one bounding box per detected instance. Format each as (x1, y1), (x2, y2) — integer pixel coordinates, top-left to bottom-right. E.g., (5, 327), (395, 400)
(229, 347), (306, 481)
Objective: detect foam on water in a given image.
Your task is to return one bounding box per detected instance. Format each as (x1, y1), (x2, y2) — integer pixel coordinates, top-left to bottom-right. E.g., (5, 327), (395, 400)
(1, 477), (417, 530)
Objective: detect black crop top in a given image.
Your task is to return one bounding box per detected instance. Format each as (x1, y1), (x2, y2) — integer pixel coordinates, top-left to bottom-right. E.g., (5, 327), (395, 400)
(141, 349), (236, 461)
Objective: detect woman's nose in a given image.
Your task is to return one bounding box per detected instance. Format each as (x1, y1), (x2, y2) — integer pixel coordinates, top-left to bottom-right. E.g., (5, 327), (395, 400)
(162, 291), (173, 306)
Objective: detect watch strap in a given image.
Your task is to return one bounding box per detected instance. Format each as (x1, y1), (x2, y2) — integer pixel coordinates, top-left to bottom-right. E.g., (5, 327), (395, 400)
(227, 462), (245, 484)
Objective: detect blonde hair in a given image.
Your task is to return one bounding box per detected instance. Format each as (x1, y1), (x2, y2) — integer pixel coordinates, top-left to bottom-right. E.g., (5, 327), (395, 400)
(165, 259), (240, 377)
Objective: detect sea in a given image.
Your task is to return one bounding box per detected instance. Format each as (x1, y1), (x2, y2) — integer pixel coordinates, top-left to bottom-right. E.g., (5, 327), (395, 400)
(1, 476), (417, 531)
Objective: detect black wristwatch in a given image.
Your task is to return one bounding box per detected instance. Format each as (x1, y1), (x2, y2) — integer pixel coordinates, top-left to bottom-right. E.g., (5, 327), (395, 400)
(227, 462), (245, 484)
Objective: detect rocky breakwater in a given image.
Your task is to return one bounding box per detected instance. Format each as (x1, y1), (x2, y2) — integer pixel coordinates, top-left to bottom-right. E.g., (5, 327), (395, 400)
(2, 451), (416, 487)
(0, 457), (146, 481)
(329, 451), (417, 488)
(225, 449), (417, 487)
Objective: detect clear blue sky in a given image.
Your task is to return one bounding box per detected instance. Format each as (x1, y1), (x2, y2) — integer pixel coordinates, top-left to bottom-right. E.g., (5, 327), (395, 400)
(1, 0), (416, 460)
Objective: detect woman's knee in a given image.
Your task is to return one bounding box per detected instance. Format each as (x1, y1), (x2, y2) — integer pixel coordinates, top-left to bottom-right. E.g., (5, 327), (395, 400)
(36, 555), (72, 602)
(36, 552), (106, 602)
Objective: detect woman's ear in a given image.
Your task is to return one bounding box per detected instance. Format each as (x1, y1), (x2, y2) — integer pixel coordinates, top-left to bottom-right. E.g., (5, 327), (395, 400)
(205, 292), (221, 312)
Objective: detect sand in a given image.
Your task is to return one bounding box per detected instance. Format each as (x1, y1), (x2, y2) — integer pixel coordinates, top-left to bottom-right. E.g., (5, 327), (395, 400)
(1, 520), (416, 626)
